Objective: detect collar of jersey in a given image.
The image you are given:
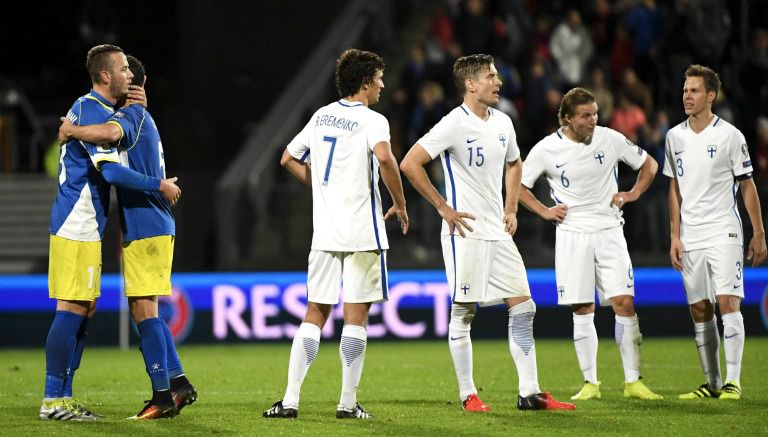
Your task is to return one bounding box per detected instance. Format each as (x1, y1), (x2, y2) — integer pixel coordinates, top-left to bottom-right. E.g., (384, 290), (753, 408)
(460, 104), (491, 120)
(338, 99), (363, 107)
(86, 89), (116, 111)
(684, 114), (720, 130)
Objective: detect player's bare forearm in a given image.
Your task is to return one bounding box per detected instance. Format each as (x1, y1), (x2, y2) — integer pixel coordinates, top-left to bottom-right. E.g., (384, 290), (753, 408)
(629, 155), (658, 200)
(504, 160), (522, 215)
(59, 118), (121, 144)
(400, 145), (447, 212)
(740, 178), (767, 265)
(668, 178), (682, 240)
(373, 142), (406, 209)
(280, 149), (311, 187)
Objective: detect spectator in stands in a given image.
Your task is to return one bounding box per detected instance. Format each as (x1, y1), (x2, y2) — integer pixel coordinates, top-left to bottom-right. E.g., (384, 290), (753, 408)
(550, 9), (594, 88)
(610, 92), (647, 144)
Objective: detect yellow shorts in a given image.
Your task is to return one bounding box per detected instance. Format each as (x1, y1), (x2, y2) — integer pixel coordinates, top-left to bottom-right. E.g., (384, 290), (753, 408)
(48, 235), (102, 301)
(122, 235), (174, 297)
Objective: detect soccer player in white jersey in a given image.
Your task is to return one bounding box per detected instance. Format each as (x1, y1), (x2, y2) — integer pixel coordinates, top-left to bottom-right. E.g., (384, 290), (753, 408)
(665, 65), (766, 400)
(41, 45), (180, 421)
(263, 49), (408, 420)
(519, 87), (663, 401)
(400, 54), (576, 412)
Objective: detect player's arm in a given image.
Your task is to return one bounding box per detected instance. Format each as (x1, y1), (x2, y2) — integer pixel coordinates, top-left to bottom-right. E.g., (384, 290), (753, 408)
(100, 162), (181, 205)
(503, 159), (522, 236)
(280, 148), (311, 187)
(739, 177), (767, 266)
(400, 144), (475, 237)
(58, 116), (122, 144)
(668, 177), (684, 271)
(518, 184), (568, 223)
(373, 141), (408, 235)
(612, 154), (658, 207)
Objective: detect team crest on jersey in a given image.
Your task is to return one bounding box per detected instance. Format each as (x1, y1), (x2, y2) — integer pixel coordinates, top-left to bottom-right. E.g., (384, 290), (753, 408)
(498, 133), (507, 147)
(594, 151), (605, 164)
(707, 145), (717, 158)
(460, 283), (471, 295)
(114, 111), (125, 118)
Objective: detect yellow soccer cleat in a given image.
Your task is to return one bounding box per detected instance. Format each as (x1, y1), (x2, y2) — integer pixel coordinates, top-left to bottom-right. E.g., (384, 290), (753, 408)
(623, 379), (663, 400)
(678, 383), (721, 399)
(571, 381), (601, 400)
(719, 381), (742, 400)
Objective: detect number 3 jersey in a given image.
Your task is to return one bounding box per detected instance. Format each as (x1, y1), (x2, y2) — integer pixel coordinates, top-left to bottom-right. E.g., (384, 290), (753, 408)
(521, 126), (647, 232)
(417, 104), (520, 241)
(286, 99), (390, 252)
(663, 115), (752, 250)
(50, 90), (121, 242)
(108, 104), (174, 242)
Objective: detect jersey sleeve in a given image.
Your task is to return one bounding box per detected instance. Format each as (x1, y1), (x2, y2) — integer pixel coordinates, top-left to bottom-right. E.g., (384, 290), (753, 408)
(286, 119), (312, 161)
(505, 123), (521, 162)
(366, 113), (391, 151)
(417, 113), (456, 159)
(110, 104), (145, 150)
(662, 133), (675, 178)
(728, 128), (752, 179)
(613, 130), (647, 170)
(521, 145), (544, 189)
(71, 100), (120, 170)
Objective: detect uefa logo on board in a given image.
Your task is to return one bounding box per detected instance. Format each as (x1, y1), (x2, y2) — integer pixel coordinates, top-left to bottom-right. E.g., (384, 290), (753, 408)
(159, 285), (194, 344)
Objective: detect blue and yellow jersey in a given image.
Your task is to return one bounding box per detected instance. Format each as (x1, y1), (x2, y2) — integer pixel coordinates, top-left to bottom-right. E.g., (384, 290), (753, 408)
(108, 104), (175, 241)
(50, 90), (120, 242)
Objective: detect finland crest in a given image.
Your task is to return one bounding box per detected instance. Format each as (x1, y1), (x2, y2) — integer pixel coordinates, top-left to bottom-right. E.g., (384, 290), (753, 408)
(498, 133), (508, 148)
(460, 283), (471, 295)
(707, 145), (717, 158)
(594, 151), (605, 164)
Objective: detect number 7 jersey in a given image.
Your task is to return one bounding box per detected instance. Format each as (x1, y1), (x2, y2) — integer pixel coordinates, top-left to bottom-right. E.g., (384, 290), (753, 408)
(286, 99), (391, 252)
(663, 115), (752, 250)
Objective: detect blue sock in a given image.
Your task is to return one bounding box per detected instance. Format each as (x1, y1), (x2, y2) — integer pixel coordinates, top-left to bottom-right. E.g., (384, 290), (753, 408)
(63, 317), (90, 397)
(44, 311), (84, 399)
(160, 320), (184, 379)
(137, 318), (170, 391)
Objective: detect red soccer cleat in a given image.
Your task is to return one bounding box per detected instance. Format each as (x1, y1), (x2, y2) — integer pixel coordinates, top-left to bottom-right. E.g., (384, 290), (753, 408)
(462, 393), (492, 412)
(518, 391), (576, 411)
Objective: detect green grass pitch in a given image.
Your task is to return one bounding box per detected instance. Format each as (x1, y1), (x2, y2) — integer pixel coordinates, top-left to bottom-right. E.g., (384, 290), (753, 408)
(2, 338), (767, 436)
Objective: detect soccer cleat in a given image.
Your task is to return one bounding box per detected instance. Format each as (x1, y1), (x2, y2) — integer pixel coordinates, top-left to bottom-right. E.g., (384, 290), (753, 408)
(171, 379), (197, 412)
(263, 400), (298, 418)
(39, 399), (99, 421)
(518, 392), (576, 410)
(128, 399), (178, 420)
(66, 398), (103, 418)
(623, 379), (663, 400)
(336, 402), (373, 419)
(571, 381), (601, 400)
(461, 393), (491, 412)
(719, 381), (742, 400)
(678, 383), (722, 400)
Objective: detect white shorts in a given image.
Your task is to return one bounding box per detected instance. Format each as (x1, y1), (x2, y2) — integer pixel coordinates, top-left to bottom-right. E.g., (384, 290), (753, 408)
(555, 227), (634, 306)
(307, 249), (388, 305)
(441, 236), (531, 307)
(681, 245), (744, 305)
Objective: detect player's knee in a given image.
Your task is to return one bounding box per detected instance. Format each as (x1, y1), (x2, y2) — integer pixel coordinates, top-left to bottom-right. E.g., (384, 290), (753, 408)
(449, 303), (476, 332)
(509, 298), (536, 316)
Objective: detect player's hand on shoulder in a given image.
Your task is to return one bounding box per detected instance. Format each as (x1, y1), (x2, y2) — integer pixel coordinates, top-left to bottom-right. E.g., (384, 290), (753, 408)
(503, 211), (518, 236)
(126, 85), (147, 108)
(384, 205), (409, 235)
(670, 238), (684, 271)
(747, 232), (767, 267)
(543, 204), (568, 223)
(437, 204), (475, 238)
(160, 176), (181, 206)
(58, 117), (73, 144)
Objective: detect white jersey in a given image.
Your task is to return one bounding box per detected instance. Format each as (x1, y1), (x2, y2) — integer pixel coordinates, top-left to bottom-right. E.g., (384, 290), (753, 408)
(286, 99), (391, 251)
(663, 115), (752, 250)
(417, 104), (520, 241)
(521, 126), (647, 232)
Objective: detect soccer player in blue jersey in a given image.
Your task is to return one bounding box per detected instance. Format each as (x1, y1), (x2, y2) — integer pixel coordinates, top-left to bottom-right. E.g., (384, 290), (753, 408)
(58, 55), (196, 420)
(40, 44), (181, 421)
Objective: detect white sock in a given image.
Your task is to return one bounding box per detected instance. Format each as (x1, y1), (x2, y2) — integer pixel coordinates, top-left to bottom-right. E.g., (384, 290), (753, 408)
(508, 300), (541, 397)
(448, 304), (477, 402)
(572, 313), (598, 384)
(694, 317), (722, 389)
(615, 314), (642, 383)
(338, 324), (367, 410)
(282, 322), (321, 409)
(721, 312), (744, 383)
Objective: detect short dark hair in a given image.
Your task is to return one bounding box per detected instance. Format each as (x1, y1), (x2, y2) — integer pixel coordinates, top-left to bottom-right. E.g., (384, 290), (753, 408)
(335, 49), (385, 98)
(127, 55), (145, 86)
(685, 64), (721, 98)
(558, 87), (596, 126)
(86, 44), (124, 84)
(452, 54), (494, 94)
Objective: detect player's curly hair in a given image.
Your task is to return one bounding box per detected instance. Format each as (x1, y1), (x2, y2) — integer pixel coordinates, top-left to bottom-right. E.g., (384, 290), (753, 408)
(558, 87), (596, 126)
(685, 64), (720, 98)
(452, 54), (494, 94)
(127, 55), (146, 86)
(335, 49), (385, 98)
(86, 44), (124, 84)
